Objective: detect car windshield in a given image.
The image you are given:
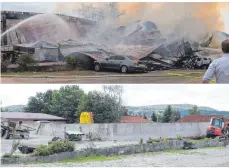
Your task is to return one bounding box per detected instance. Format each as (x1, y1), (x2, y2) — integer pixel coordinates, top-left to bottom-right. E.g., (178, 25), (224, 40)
(127, 56), (137, 60)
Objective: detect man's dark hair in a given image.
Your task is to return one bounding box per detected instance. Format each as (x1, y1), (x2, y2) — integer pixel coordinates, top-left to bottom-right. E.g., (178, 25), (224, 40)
(221, 39), (229, 53)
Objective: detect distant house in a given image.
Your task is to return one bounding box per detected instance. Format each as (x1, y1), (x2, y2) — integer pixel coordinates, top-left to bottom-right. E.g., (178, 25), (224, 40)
(176, 115), (228, 123)
(1, 112), (67, 125)
(120, 116), (153, 123)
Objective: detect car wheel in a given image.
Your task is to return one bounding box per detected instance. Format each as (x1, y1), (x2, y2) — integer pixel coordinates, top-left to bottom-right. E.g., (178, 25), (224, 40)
(120, 65), (128, 73)
(94, 64), (101, 71)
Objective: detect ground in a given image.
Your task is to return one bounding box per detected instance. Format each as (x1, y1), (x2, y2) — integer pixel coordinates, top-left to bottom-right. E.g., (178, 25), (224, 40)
(1, 70), (216, 84)
(4, 147), (229, 167)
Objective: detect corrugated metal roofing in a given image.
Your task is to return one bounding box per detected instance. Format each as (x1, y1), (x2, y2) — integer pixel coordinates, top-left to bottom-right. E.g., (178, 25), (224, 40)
(176, 115), (229, 123)
(120, 116), (153, 123)
(1, 112), (67, 121)
(13, 41), (58, 49)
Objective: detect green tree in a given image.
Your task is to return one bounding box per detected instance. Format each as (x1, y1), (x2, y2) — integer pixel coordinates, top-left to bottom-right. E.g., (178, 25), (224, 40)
(24, 85), (85, 123)
(120, 106), (128, 116)
(188, 105), (200, 115)
(151, 112), (157, 122)
(49, 85), (85, 123)
(170, 111), (181, 122)
(77, 87), (124, 123)
(161, 105), (173, 123)
(1, 107), (9, 112)
(24, 90), (54, 114)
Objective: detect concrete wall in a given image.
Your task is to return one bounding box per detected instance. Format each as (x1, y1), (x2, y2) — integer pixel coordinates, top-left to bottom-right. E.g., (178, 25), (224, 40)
(37, 122), (209, 141)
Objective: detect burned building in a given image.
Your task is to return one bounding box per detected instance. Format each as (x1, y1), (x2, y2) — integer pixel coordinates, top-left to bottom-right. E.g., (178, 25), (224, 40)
(1, 10), (95, 63)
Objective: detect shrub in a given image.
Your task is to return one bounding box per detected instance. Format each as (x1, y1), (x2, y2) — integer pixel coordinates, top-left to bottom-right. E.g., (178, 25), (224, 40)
(2, 154), (20, 158)
(33, 145), (50, 156)
(176, 135), (183, 140)
(48, 140), (75, 154)
(146, 138), (160, 144)
(162, 138), (168, 142)
(66, 56), (77, 67)
(18, 54), (36, 71)
(33, 140), (75, 156)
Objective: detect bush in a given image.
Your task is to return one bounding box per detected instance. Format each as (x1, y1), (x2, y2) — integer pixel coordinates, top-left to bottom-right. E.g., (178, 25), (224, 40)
(48, 140), (75, 154)
(33, 145), (50, 156)
(2, 154), (21, 158)
(18, 54), (36, 71)
(176, 135), (183, 140)
(146, 138), (160, 144)
(33, 140), (75, 156)
(66, 56), (77, 67)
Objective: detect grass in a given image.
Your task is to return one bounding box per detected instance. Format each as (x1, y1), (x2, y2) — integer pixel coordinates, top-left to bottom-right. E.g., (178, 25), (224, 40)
(202, 146), (225, 149)
(25, 155), (122, 165)
(188, 138), (209, 143)
(60, 155), (122, 163)
(167, 71), (216, 83)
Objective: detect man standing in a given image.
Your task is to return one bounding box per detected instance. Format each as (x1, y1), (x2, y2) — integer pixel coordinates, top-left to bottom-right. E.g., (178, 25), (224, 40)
(202, 39), (229, 83)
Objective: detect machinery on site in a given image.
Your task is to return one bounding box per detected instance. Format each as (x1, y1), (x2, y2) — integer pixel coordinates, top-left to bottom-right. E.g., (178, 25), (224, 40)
(206, 117), (229, 139)
(1, 118), (35, 139)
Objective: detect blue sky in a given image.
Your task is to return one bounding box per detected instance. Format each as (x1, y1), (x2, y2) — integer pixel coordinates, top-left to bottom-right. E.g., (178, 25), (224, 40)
(0, 84), (228, 111)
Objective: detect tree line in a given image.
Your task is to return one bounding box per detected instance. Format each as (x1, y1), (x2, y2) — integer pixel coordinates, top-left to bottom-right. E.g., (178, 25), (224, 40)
(1, 84), (202, 123)
(23, 85), (127, 123)
(140, 105), (200, 123)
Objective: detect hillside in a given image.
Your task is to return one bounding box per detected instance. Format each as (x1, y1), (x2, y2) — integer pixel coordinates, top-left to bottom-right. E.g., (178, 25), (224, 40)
(126, 104), (229, 118)
(1, 105), (25, 112)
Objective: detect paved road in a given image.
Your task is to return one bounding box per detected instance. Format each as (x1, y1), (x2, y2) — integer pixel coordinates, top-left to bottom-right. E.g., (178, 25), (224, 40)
(1, 70), (209, 84)
(4, 147), (229, 167)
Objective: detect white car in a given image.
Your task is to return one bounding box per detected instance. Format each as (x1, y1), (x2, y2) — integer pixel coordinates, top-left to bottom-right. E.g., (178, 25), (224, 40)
(196, 57), (212, 69)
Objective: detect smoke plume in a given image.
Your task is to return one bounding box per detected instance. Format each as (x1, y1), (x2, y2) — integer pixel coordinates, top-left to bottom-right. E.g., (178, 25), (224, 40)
(54, 2), (228, 45)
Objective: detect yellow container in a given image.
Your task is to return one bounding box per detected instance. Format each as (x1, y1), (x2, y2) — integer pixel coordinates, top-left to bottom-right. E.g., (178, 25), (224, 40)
(80, 112), (93, 124)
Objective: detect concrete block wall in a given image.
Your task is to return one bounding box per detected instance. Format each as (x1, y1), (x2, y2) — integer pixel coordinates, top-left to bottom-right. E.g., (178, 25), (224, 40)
(37, 122), (209, 141)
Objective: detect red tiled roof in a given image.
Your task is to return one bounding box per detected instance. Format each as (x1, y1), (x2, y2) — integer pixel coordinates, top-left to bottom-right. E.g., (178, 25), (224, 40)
(1, 112), (67, 121)
(120, 116), (153, 123)
(176, 115), (228, 123)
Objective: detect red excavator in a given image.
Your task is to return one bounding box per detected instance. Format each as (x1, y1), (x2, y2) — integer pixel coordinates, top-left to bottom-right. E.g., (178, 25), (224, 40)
(206, 117), (229, 138)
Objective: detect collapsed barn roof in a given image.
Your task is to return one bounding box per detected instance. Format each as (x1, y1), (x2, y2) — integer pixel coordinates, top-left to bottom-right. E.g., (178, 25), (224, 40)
(59, 40), (117, 61)
(13, 41), (58, 49)
(113, 20), (168, 59)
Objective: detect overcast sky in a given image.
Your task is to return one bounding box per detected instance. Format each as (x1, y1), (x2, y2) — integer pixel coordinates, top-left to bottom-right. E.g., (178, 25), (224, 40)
(1, 2), (229, 32)
(0, 84), (228, 111)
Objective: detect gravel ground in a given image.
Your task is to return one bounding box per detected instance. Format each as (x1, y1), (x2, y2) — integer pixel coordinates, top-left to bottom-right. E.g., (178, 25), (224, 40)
(4, 147), (229, 167)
